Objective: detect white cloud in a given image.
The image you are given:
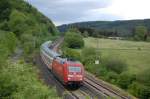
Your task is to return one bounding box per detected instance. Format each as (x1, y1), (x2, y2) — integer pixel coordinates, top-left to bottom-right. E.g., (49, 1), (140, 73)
(103, 0), (150, 20)
(26, 0), (150, 25)
(26, 0), (112, 25)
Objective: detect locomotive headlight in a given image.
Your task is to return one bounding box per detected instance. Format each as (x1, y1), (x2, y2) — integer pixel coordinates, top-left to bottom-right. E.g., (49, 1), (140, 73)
(76, 75), (82, 78)
(68, 75), (73, 77)
(68, 77), (71, 80)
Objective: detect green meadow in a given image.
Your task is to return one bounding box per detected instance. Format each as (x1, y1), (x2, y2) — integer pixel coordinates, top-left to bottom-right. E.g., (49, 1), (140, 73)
(84, 37), (150, 74)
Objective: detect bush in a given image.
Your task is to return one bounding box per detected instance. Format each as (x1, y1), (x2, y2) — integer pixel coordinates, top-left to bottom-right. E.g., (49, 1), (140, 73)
(128, 82), (150, 98)
(0, 61), (59, 99)
(81, 47), (101, 65)
(0, 31), (17, 53)
(138, 86), (150, 99)
(133, 35), (141, 41)
(117, 72), (136, 89)
(0, 31), (17, 67)
(103, 56), (127, 74)
(146, 37), (150, 42)
(4, 32), (17, 53)
(0, 72), (17, 98)
(105, 71), (118, 84)
(64, 32), (84, 48)
(83, 64), (103, 77)
(137, 68), (150, 86)
(63, 48), (81, 60)
(0, 45), (8, 66)
(9, 10), (28, 37)
(0, 0), (12, 21)
(134, 26), (147, 41)
(128, 82), (142, 97)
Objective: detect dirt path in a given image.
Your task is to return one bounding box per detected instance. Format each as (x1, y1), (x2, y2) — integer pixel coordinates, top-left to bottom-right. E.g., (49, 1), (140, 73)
(10, 47), (23, 63)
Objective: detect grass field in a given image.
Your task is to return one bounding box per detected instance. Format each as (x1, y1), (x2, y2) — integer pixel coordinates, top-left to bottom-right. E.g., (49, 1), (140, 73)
(84, 37), (150, 74)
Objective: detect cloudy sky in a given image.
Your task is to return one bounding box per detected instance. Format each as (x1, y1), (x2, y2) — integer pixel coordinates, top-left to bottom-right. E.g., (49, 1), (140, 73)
(26, 0), (150, 26)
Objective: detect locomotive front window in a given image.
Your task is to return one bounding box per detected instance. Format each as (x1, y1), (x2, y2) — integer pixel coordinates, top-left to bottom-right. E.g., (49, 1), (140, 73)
(68, 66), (81, 72)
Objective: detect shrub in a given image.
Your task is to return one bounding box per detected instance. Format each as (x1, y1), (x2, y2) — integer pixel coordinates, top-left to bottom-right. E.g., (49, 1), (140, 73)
(64, 32), (84, 48)
(84, 64), (102, 77)
(97, 65), (108, 77)
(129, 82), (150, 99)
(137, 68), (150, 86)
(0, 0), (12, 21)
(63, 48), (81, 60)
(0, 72), (17, 98)
(9, 10), (28, 37)
(138, 86), (150, 99)
(0, 31), (17, 53)
(133, 35), (141, 41)
(0, 31), (17, 67)
(117, 72), (136, 89)
(4, 32), (17, 53)
(23, 41), (34, 55)
(105, 71), (118, 84)
(81, 47), (101, 65)
(134, 26), (148, 41)
(0, 45), (8, 67)
(83, 31), (89, 37)
(0, 61), (59, 99)
(128, 82), (142, 97)
(146, 37), (150, 42)
(103, 56), (127, 74)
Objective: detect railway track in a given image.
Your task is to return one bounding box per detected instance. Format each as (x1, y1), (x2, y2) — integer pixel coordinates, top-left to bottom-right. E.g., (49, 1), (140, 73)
(36, 37), (133, 99)
(85, 76), (130, 99)
(36, 38), (87, 99)
(36, 55), (88, 99)
(86, 72), (135, 99)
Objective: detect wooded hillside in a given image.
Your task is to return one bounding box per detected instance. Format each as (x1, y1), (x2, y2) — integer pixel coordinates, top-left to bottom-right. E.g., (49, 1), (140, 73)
(0, 0), (58, 38)
(0, 0), (59, 98)
(58, 19), (150, 37)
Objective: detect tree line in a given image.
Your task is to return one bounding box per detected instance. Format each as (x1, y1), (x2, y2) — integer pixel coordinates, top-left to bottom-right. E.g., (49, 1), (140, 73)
(58, 19), (150, 41)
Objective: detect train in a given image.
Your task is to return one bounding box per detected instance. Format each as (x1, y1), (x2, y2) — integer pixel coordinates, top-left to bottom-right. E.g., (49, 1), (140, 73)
(40, 41), (84, 86)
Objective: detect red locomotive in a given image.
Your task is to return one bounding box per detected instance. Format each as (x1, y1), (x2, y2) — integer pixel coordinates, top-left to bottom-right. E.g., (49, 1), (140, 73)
(40, 41), (84, 86)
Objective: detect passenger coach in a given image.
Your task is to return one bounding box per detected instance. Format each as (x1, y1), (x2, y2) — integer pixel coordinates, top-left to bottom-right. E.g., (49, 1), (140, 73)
(40, 41), (84, 86)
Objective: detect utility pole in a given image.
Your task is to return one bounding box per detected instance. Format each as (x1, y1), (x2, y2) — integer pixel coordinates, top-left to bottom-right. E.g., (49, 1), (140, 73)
(95, 37), (100, 65)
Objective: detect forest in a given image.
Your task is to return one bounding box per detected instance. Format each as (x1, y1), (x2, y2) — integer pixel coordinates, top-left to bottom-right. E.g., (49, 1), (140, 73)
(58, 19), (150, 39)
